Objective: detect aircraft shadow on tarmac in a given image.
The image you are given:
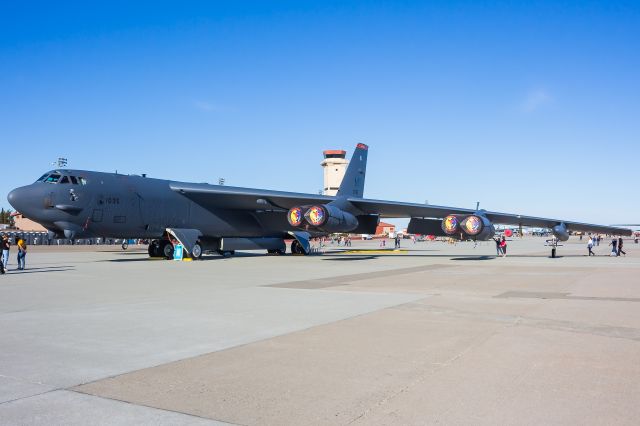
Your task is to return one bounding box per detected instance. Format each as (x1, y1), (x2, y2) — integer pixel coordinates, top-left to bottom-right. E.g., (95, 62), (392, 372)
(105, 252), (267, 262)
(321, 253), (593, 260)
(102, 252), (598, 263)
(7, 266), (75, 274)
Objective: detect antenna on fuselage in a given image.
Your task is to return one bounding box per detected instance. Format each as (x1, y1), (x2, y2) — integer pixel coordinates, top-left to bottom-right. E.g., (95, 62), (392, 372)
(51, 157), (68, 168)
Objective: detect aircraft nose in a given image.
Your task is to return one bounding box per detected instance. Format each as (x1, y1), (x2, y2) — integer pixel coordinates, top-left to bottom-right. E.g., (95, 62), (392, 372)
(7, 185), (35, 215)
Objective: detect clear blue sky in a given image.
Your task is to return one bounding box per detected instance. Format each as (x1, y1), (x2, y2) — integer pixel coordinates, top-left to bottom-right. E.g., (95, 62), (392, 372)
(1, 1), (638, 224)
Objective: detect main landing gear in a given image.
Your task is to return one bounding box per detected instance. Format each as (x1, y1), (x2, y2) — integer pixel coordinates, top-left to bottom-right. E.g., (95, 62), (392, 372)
(290, 240), (307, 255)
(149, 238), (204, 260)
(148, 239), (175, 259)
(267, 248), (286, 255)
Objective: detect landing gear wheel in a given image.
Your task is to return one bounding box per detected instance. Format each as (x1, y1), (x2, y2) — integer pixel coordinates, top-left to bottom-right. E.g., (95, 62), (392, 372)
(217, 250), (235, 258)
(291, 240), (306, 255)
(121, 241), (129, 250)
(267, 248), (286, 255)
(162, 241), (174, 259)
(148, 240), (161, 258)
(191, 243), (203, 260)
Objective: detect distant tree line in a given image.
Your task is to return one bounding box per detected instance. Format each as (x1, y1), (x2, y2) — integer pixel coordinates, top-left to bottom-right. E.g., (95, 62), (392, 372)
(0, 208), (14, 226)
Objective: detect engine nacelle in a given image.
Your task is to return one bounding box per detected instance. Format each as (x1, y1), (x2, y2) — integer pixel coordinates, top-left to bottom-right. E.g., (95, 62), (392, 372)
(287, 205), (359, 233)
(551, 223), (570, 241)
(287, 206), (305, 227)
(441, 215), (462, 235)
(460, 215), (496, 241)
(304, 205), (359, 233)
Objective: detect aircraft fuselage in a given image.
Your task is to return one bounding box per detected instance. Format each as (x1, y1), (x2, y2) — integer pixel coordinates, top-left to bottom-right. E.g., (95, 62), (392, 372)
(7, 170), (296, 242)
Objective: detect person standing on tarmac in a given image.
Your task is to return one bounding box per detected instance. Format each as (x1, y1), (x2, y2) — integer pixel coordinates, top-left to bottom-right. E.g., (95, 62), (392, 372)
(493, 236), (503, 256)
(500, 236), (508, 257)
(16, 236), (27, 270)
(618, 237), (626, 256)
(587, 237), (595, 256)
(1, 234), (9, 270)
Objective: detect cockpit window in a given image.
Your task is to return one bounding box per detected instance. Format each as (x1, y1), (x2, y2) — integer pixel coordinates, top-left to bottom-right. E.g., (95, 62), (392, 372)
(78, 177), (87, 185)
(45, 174), (61, 183)
(70, 176), (78, 185)
(60, 176), (70, 184)
(36, 173), (49, 182)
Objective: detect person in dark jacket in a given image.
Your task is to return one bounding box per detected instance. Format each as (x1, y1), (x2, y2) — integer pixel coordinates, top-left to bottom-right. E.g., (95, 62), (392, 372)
(618, 237), (626, 256)
(493, 237), (503, 256)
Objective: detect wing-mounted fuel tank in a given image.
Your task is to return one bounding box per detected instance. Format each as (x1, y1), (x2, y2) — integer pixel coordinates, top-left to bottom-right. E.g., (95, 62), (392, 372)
(288, 205), (359, 233)
(551, 223), (570, 241)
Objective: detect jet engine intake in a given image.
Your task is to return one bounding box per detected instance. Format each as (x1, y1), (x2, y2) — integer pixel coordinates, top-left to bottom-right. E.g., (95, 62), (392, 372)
(441, 215), (461, 235)
(305, 205), (358, 233)
(287, 205), (359, 233)
(459, 215), (496, 241)
(551, 223), (570, 241)
(287, 206), (304, 227)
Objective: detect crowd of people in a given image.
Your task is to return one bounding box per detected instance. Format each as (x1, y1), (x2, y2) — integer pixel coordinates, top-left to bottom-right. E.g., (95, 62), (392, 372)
(0, 233), (28, 274)
(589, 236), (627, 257)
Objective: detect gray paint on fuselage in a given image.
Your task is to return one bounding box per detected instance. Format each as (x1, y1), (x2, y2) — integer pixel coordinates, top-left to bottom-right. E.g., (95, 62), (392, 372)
(8, 169), (297, 240)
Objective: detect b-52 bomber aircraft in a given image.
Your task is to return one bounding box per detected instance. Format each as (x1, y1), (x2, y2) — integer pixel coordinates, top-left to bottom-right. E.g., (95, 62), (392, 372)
(7, 144), (631, 259)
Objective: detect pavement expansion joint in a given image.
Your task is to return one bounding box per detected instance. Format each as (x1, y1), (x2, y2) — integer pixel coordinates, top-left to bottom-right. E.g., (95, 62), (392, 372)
(496, 291), (640, 303)
(66, 389), (240, 425)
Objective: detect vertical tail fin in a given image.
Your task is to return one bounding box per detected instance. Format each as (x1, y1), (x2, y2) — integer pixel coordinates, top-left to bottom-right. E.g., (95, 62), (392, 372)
(337, 143), (368, 198)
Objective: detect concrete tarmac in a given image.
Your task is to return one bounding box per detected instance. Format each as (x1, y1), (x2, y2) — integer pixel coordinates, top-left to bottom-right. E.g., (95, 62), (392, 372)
(1, 237), (639, 425)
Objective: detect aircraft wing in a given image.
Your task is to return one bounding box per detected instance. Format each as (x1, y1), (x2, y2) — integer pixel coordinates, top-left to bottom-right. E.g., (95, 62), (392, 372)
(349, 198), (633, 236)
(170, 183), (631, 236)
(170, 182), (332, 211)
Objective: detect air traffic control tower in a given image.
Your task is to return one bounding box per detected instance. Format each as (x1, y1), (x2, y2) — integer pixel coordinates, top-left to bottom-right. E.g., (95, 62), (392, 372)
(321, 149), (348, 196)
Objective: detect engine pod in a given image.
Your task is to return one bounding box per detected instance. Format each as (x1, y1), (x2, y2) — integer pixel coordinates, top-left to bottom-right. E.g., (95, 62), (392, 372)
(441, 215), (461, 235)
(461, 215), (484, 236)
(305, 206), (327, 227)
(460, 215), (496, 240)
(287, 207), (304, 227)
(303, 205), (359, 233)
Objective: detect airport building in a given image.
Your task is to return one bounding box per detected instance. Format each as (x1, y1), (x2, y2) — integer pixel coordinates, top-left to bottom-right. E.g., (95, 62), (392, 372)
(10, 211), (47, 232)
(321, 150), (348, 196)
(376, 222), (396, 236)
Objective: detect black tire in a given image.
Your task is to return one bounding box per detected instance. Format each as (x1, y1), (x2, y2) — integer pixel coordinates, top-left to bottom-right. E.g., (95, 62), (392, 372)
(148, 240), (160, 257)
(122, 241), (128, 250)
(162, 241), (174, 259)
(291, 240), (305, 255)
(191, 243), (203, 260)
